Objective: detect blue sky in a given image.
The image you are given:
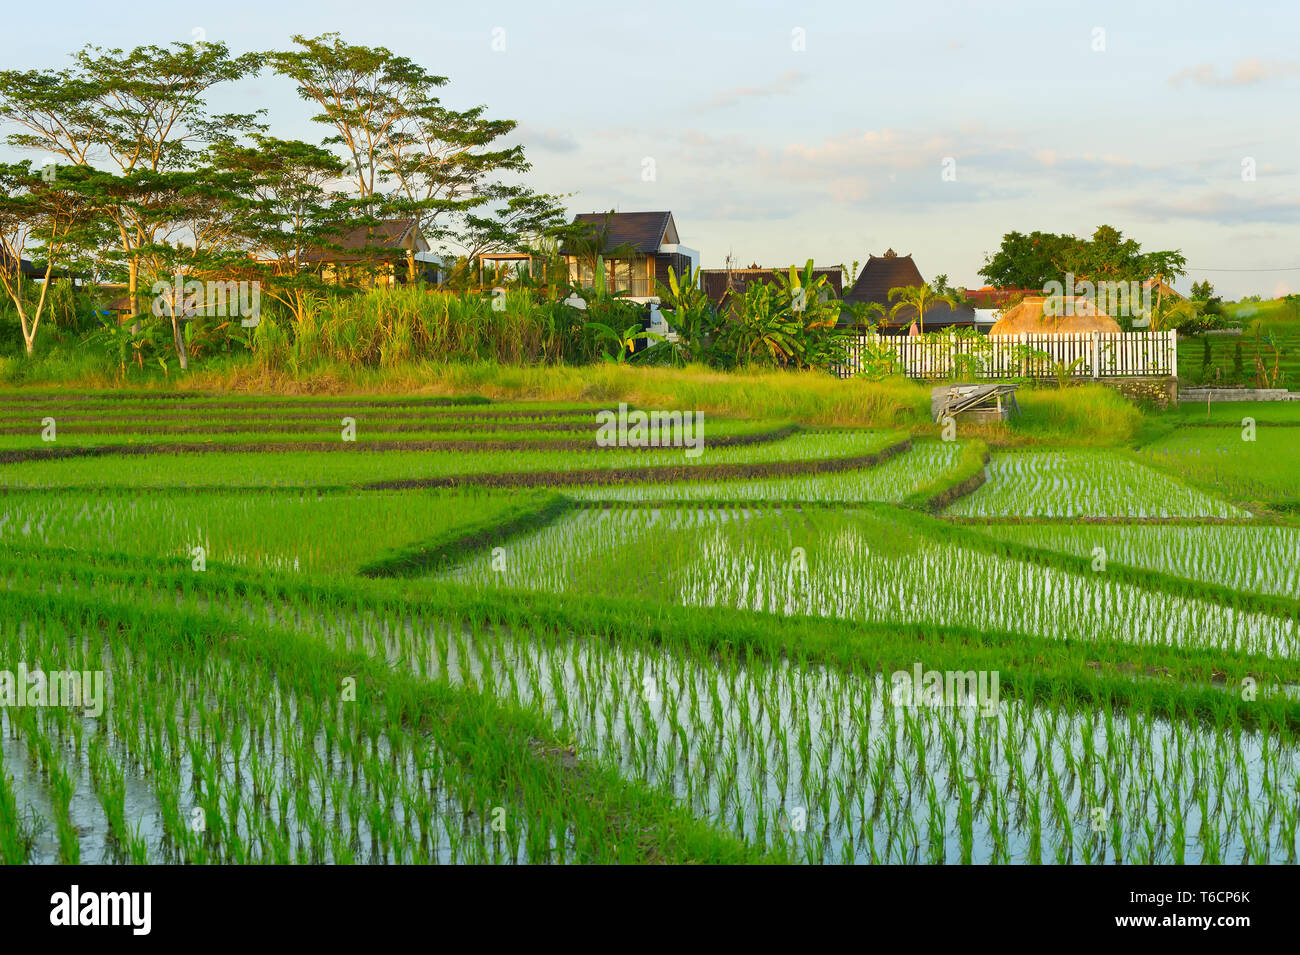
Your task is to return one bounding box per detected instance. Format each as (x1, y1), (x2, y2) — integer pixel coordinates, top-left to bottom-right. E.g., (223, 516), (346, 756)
(3, 0), (1298, 296)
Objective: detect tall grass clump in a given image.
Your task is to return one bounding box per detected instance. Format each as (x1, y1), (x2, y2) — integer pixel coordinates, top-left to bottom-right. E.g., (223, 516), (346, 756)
(250, 288), (602, 371)
(1010, 385), (1144, 446)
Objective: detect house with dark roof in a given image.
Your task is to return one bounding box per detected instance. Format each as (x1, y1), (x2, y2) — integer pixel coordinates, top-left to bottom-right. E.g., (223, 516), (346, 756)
(561, 211), (699, 301)
(302, 218), (431, 287)
(0, 250), (43, 279)
(699, 266), (843, 307)
(842, 249), (976, 333)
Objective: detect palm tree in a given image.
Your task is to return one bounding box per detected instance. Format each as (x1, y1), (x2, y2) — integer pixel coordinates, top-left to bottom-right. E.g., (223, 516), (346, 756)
(850, 300), (887, 329)
(888, 283), (933, 335)
(888, 283), (961, 335)
(1151, 296), (1200, 333)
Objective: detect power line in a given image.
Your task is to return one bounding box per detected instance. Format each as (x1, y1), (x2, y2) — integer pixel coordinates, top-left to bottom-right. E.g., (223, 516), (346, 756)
(1185, 265), (1300, 272)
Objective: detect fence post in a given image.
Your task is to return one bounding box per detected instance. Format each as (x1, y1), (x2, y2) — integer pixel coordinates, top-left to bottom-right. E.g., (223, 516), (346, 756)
(1091, 330), (1100, 379)
(1169, 329), (1177, 378)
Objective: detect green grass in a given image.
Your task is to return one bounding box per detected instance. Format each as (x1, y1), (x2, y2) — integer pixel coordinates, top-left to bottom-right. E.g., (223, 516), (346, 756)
(7, 531), (1298, 864)
(438, 503), (1293, 657)
(1167, 400), (1300, 425)
(2, 374), (1298, 866)
(0, 417), (779, 450)
(1008, 385), (1146, 445)
(0, 574), (770, 864)
(0, 429), (891, 490)
(1138, 425), (1300, 507)
(0, 487), (540, 575)
(944, 449), (1243, 518)
(2, 364), (935, 428)
(968, 521), (1299, 601)
(566, 439), (955, 504)
(1178, 333), (1299, 391)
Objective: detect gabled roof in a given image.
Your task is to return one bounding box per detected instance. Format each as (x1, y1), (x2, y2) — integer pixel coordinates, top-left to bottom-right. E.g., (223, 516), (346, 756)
(840, 248), (977, 329)
(1143, 278), (1182, 300)
(0, 250), (41, 277)
(567, 212), (677, 255)
(330, 218), (419, 251)
(699, 267), (843, 305)
(885, 300), (977, 328)
(844, 249), (924, 303)
(302, 218), (424, 264)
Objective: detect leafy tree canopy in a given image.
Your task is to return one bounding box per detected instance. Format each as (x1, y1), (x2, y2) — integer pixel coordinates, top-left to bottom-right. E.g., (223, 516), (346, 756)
(978, 225), (1185, 290)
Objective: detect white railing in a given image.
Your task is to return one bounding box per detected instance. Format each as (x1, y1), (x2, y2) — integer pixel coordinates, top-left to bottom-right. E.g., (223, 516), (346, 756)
(835, 329), (1178, 380)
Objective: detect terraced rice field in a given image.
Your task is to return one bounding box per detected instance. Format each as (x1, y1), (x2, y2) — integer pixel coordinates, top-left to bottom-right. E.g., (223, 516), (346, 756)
(567, 441), (971, 504)
(1, 390), (1296, 867)
(972, 523), (1300, 600)
(1138, 425), (1300, 507)
(946, 450), (1246, 519)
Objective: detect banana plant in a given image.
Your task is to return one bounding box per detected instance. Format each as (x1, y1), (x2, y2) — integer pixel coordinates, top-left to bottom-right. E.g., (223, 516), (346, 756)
(650, 266), (716, 365)
(583, 318), (664, 363)
(90, 315), (155, 378)
(727, 281), (804, 366)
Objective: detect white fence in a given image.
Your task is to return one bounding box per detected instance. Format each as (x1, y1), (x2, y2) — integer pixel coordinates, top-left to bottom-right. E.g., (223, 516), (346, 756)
(835, 330), (1178, 380)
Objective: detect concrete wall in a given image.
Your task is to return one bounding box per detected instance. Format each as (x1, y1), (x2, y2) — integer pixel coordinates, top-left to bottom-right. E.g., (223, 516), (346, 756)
(1178, 388), (1295, 403)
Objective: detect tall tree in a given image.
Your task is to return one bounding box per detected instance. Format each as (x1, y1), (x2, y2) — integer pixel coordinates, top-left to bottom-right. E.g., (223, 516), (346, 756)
(202, 136), (351, 325)
(268, 34), (445, 205)
(271, 34), (564, 281)
(378, 102), (531, 279)
(977, 231), (1076, 288)
(456, 183), (570, 261)
(1058, 224), (1144, 282)
(0, 41), (262, 314)
(0, 162), (97, 355)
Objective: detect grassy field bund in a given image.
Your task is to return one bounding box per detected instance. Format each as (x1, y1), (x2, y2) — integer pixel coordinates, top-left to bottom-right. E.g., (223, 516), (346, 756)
(0, 379), (1297, 865)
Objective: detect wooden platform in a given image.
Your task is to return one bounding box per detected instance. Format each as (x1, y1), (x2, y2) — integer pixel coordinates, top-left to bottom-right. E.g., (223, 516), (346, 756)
(931, 383), (1020, 423)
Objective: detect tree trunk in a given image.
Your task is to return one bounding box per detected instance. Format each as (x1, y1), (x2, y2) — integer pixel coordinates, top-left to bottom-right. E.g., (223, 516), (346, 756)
(129, 257), (140, 334)
(171, 311), (189, 371)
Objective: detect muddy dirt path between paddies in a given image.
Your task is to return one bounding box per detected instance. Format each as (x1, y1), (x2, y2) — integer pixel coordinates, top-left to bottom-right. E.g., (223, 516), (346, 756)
(362, 437), (912, 490)
(0, 419), (607, 436)
(0, 425), (797, 464)
(519, 738), (757, 864)
(914, 448), (991, 512)
(0, 392), (490, 407)
(0, 409), (611, 427)
(0, 404), (606, 419)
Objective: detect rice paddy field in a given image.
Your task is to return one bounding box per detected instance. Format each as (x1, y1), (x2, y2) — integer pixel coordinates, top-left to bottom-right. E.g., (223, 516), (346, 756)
(1, 389), (1297, 867)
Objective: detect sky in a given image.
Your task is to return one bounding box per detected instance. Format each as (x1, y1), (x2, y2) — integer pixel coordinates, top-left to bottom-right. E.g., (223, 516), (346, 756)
(2, 0), (1298, 298)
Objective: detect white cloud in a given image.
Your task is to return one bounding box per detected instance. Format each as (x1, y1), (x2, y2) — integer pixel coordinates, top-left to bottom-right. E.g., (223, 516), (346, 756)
(1107, 193), (1300, 225)
(516, 124), (579, 153)
(698, 71), (807, 110)
(1169, 58), (1300, 87)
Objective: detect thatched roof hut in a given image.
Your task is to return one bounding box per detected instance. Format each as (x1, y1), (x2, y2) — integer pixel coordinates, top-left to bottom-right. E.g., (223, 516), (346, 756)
(989, 296), (1122, 336)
